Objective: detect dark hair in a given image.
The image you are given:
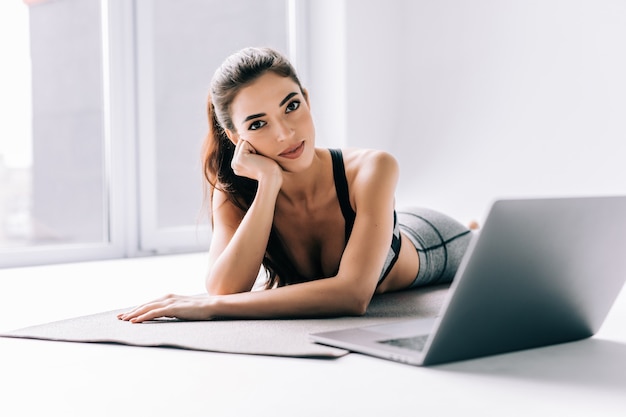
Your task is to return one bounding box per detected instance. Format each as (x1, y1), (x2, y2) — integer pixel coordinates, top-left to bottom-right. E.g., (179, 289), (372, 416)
(202, 47), (305, 288)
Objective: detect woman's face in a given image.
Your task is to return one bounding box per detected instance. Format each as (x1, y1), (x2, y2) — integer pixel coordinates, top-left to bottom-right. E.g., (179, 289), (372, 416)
(227, 72), (316, 172)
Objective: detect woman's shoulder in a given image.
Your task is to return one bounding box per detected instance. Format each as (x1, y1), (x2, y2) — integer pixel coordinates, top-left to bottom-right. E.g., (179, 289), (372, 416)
(338, 148), (399, 178)
(323, 148), (399, 200)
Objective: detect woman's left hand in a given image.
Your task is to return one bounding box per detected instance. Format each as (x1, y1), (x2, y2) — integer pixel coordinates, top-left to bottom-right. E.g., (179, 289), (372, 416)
(117, 294), (213, 323)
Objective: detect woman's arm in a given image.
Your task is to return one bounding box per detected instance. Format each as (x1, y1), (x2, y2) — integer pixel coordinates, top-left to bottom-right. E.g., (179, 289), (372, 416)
(118, 275), (366, 323)
(118, 150), (400, 323)
(206, 180), (279, 294)
(205, 140), (283, 294)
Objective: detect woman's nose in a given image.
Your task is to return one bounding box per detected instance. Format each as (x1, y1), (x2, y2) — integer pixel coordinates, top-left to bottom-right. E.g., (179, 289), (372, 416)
(275, 119), (294, 142)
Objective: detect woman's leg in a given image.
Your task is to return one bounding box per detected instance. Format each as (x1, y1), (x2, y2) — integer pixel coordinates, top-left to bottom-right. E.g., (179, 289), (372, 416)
(398, 207), (474, 288)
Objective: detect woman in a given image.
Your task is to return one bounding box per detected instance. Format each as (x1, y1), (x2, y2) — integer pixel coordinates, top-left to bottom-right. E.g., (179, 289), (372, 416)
(118, 47), (474, 323)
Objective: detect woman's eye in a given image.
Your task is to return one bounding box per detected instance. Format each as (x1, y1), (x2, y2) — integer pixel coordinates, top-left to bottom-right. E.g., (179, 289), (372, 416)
(248, 120), (266, 131)
(285, 100), (300, 113)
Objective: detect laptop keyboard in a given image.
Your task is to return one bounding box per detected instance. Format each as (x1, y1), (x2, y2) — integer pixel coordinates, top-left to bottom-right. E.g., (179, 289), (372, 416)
(378, 334), (429, 352)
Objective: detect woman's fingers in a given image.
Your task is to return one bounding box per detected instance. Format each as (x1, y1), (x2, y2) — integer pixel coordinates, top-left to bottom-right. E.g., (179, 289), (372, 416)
(231, 140), (256, 177)
(117, 294), (180, 322)
(117, 294), (211, 323)
(117, 304), (156, 322)
(231, 139), (282, 183)
(128, 306), (173, 323)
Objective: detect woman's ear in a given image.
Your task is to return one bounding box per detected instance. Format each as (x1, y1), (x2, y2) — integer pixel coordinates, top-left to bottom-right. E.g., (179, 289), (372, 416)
(225, 129), (239, 145)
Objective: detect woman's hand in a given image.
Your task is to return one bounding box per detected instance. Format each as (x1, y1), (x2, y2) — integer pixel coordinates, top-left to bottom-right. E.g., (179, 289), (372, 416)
(117, 294), (214, 323)
(231, 139), (282, 186)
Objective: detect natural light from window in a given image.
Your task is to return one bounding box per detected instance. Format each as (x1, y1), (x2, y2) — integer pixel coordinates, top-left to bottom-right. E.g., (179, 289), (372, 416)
(0, 1), (33, 248)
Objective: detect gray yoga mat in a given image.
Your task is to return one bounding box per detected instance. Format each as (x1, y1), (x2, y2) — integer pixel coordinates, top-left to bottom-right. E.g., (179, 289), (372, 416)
(0, 285), (449, 358)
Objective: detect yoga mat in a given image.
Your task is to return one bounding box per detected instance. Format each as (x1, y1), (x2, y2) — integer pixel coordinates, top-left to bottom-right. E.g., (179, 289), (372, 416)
(0, 285), (449, 358)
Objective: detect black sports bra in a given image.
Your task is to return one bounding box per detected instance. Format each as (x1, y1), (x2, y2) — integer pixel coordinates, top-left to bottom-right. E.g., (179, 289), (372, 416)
(329, 149), (401, 284)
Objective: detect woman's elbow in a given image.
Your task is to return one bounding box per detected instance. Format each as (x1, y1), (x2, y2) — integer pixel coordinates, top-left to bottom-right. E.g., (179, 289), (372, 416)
(205, 280), (246, 296)
(342, 290), (372, 316)
(205, 273), (250, 296)
(205, 281), (228, 296)
(342, 300), (369, 317)
(347, 303), (369, 317)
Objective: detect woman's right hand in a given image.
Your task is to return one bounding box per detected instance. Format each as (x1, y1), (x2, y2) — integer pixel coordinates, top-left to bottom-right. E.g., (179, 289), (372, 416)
(231, 140), (283, 187)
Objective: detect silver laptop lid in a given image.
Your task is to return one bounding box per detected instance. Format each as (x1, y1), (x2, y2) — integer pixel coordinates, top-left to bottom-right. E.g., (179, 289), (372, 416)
(422, 196), (626, 365)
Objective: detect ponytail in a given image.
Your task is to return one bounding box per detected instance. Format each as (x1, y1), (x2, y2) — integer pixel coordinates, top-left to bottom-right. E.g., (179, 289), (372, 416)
(202, 95), (257, 215)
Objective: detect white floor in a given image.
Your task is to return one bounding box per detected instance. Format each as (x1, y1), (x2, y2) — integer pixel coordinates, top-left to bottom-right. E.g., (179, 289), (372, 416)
(1, 253), (626, 417)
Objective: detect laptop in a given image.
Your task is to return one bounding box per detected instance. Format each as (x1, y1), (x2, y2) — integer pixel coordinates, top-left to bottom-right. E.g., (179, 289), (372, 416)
(311, 196), (626, 366)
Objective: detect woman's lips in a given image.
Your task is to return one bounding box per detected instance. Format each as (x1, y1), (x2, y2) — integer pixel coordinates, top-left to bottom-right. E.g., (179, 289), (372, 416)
(279, 141), (305, 159)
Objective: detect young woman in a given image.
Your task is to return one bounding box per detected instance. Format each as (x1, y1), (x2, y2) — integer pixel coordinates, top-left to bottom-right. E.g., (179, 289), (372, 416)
(118, 47), (474, 323)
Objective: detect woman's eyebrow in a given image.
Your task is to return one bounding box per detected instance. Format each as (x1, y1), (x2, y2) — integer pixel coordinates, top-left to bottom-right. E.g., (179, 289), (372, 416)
(279, 92), (298, 107)
(243, 113), (265, 123)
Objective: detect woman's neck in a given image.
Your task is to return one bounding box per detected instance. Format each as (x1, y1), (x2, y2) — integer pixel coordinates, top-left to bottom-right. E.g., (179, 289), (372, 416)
(277, 148), (331, 209)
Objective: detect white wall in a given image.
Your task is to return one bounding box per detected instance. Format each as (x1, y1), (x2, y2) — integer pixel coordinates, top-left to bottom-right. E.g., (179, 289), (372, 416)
(308, 0), (626, 224)
(304, 0), (347, 149)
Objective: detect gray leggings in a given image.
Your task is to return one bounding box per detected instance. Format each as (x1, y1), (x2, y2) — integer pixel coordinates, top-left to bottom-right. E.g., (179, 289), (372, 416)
(398, 207), (474, 288)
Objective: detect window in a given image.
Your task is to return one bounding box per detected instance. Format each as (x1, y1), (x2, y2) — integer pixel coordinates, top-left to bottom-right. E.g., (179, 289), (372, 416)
(0, 0), (117, 267)
(135, 0), (290, 252)
(0, 0), (299, 268)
